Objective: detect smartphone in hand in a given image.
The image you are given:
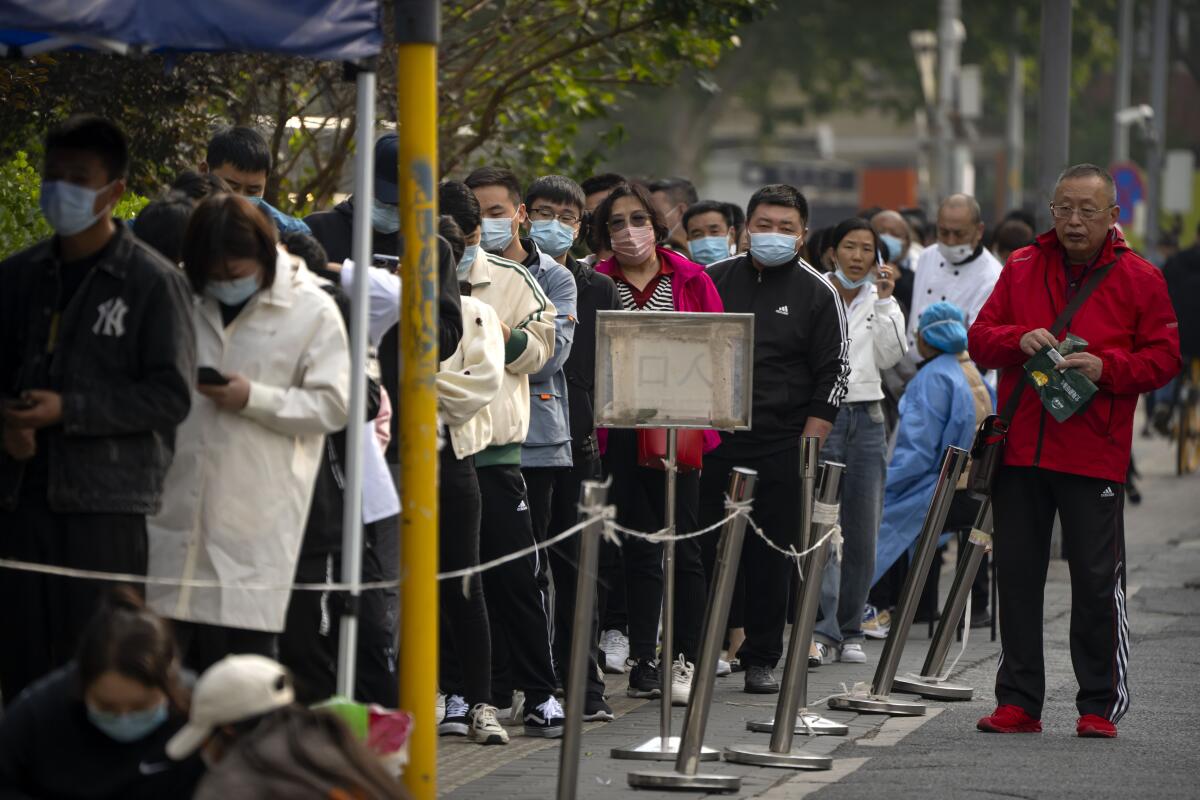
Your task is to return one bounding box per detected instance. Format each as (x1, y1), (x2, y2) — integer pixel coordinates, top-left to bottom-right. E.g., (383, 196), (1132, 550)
(197, 367), (231, 386)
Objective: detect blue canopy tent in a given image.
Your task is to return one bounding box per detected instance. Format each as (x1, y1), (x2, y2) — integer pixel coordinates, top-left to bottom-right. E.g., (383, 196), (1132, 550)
(1, 0), (385, 698)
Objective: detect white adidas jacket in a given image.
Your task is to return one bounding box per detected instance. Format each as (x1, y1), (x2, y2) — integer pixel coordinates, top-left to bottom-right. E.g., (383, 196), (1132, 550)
(823, 276), (908, 403)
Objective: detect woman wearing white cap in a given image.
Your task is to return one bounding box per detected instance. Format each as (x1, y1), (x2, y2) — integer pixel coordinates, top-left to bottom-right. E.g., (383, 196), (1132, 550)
(167, 655), (403, 798)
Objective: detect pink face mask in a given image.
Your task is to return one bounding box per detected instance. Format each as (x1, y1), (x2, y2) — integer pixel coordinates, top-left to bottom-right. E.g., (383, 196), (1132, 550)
(611, 225), (656, 265)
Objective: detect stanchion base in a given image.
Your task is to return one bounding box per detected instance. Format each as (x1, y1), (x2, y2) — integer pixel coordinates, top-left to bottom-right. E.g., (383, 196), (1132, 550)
(892, 676), (974, 701)
(723, 743), (833, 771)
(746, 714), (849, 736)
(611, 737), (720, 761)
(827, 694), (926, 716)
(628, 770), (741, 792)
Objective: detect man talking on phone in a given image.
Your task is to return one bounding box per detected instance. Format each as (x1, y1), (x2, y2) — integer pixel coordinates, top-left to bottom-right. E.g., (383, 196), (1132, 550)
(0, 117), (196, 701)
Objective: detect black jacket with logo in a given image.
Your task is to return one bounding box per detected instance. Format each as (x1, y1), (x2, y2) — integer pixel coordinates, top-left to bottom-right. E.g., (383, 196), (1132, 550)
(705, 253), (849, 457)
(0, 224), (196, 513)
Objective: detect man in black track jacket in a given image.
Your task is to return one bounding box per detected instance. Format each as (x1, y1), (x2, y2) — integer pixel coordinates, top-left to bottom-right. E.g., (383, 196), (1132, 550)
(703, 183), (849, 694)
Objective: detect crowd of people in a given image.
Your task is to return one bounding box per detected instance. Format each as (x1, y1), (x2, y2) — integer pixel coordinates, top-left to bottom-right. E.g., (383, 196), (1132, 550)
(0, 113), (1184, 796)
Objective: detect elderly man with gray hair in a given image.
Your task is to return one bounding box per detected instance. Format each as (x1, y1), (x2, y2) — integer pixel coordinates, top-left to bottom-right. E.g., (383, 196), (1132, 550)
(907, 193), (1005, 351)
(969, 163), (1180, 739)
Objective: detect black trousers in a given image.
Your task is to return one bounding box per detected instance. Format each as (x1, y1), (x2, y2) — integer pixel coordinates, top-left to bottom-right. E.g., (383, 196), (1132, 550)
(278, 531), (399, 707)
(175, 621), (278, 675)
(700, 445), (801, 669)
(0, 505), (146, 701)
(605, 431), (706, 663)
(992, 466), (1129, 721)
(477, 463), (557, 708)
(437, 447), (492, 708)
(525, 461), (607, 701)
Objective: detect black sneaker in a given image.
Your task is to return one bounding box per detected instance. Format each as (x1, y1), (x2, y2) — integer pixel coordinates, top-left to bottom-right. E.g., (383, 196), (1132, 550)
(626, 658), (662, 698)
(523, 695), (565, 738)
(438, 694), (470, 736)
(743, 665), (779, 694)
(583, 696), (614, 722)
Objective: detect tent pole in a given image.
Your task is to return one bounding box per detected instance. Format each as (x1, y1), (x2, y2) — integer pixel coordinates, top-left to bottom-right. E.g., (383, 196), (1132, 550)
(335, 64), (377, 700)
(395, 2), (440, 798)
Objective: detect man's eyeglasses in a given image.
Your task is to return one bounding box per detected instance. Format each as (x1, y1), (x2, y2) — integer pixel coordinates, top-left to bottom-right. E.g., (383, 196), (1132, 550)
(608, 212), (651, 232)
(1049, 204), (1114, 221)
(529, 206), (580, 226)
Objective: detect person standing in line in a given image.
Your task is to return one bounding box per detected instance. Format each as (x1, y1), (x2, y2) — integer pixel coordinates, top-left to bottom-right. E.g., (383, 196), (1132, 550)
(971, 164), (1179, 738)
(811, 218), (907, 667)
(703, 183), (850, 695)
(906, 194), (1003, 352)
(594, 182), (724, 706)
(0, 116), (196, 702)
(520, 173), (621, 721)
(684, 201), (738, 267)
(438, 180), (564, 737)
(647, 177), (700, 256)
(146, 194), (350, 673)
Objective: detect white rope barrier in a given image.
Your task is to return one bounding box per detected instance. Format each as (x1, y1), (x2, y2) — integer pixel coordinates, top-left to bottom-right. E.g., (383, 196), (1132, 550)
(0, 491), (843, 594)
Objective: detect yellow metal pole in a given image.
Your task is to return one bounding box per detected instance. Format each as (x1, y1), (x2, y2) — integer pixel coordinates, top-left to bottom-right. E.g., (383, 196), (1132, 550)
(396, 2), (439, 797)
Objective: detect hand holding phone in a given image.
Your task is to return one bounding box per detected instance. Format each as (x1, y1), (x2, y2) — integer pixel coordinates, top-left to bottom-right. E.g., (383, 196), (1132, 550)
(197, 367), (231, 386)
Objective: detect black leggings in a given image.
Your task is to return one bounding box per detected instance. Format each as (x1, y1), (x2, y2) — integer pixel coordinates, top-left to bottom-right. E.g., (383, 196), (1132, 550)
(605, 430), (706, 663)
(437, 446), (493, 708)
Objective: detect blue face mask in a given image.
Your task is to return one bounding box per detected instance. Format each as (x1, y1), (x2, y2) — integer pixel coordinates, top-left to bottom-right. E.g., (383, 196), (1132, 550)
(88, 701), (169, 743)
(529, 219), (576, 258)
(40, 180), (114, 237)
(832, 258), (876, 290)
(879, 233), (904, 263)
(689, 235), (732, 266)
(371, 199), (400, 235)
(457, 244), (479, 280)
(749, 232), (798, 267)
(205, 274), (261, 305)
(480, 217), (516, 254)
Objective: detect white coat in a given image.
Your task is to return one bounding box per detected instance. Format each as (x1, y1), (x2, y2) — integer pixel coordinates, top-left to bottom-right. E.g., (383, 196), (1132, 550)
(822, 277), (908, 402)
(147, 251), (350, 632)
(437, 296), (506, 459)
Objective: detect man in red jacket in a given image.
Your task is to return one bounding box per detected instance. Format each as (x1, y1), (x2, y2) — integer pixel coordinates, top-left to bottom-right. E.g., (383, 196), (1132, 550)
(969, 164), (1180, 739)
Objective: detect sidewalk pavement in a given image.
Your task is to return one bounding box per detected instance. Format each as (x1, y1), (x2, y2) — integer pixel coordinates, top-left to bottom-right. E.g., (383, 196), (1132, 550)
(437, 430), (1200, 799)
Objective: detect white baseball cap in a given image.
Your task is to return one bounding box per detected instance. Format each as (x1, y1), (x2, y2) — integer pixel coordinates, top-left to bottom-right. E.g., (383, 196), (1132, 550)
(166, 654), (295, 760)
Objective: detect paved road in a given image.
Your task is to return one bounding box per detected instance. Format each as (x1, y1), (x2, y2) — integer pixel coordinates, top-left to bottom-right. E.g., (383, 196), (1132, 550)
(439, 432), (1200, 799)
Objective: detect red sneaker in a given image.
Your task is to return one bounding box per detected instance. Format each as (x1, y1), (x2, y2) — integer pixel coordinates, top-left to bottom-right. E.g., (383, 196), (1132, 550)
(976, 704), (1042, 733)
(1076, 714), (1117, 738)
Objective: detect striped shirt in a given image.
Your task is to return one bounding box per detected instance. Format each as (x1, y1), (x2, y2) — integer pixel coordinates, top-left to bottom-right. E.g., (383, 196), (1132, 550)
(616, 273), (674, 311)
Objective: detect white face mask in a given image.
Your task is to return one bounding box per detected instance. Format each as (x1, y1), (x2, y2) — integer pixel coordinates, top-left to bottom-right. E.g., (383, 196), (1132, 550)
(937, 241), (975, 265)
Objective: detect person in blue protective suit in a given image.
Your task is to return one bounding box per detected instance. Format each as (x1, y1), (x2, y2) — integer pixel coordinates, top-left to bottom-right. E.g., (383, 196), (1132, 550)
(872, 302), (994, 588)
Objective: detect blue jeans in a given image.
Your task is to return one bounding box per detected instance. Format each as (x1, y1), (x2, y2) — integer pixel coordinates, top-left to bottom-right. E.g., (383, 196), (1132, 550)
(814, 402), (888, 646)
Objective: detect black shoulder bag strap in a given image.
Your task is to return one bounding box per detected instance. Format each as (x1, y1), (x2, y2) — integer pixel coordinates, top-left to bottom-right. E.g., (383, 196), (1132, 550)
(996, 260), (1116, 422)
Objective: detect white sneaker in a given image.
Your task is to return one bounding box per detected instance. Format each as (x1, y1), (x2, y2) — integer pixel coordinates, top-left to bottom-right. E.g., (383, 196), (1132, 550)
(670, 654), (693, 707)
(435, 691), (446, 723)
(438, 694), (470, 736)
(600, 629), (630, 674)
(468, 704), (509, 745)
(815, 642), (837, 666)
(839, 642), (866, 664)
(716, 658), (732, 677)
(507, 690), (525, 722)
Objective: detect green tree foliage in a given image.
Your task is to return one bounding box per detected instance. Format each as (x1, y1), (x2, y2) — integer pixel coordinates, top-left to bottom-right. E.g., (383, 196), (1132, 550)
(0, 151), (148, 259)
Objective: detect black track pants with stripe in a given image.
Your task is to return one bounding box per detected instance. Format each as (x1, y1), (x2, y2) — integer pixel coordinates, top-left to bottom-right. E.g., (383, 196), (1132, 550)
(992, 466), (1129, 722)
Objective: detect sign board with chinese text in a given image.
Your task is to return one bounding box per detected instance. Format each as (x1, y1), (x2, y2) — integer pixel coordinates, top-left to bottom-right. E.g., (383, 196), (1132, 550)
(594, 311), (754, 431)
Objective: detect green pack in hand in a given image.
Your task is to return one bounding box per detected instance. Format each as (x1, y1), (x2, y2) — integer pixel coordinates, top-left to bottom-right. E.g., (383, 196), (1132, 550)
(1023, 335), (1098, 423)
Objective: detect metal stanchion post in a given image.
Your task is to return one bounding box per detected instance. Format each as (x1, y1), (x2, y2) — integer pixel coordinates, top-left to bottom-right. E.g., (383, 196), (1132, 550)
(827, 446), (970, 716)
(726, 457), (845, 770)
(557, 480), (611, 800)
(893, 498), (992, 701)
(629, 469), (757, 792)
(613, 429), (716, 761)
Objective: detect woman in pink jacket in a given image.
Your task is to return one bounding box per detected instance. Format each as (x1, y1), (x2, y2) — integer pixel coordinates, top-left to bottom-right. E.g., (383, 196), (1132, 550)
(593, 183), (723, 708)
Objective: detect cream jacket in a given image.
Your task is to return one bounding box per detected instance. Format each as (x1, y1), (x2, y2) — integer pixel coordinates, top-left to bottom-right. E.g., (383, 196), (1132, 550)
(462, 249), (556, 450)
(824, 277), (908, 402)
(147, 251), (350, 632)
(438, 296), (506, 459)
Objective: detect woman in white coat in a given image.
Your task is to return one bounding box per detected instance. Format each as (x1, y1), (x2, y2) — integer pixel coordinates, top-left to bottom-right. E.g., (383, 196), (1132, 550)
(147, 194), (350, 671)
(813, 217), (908, 666)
